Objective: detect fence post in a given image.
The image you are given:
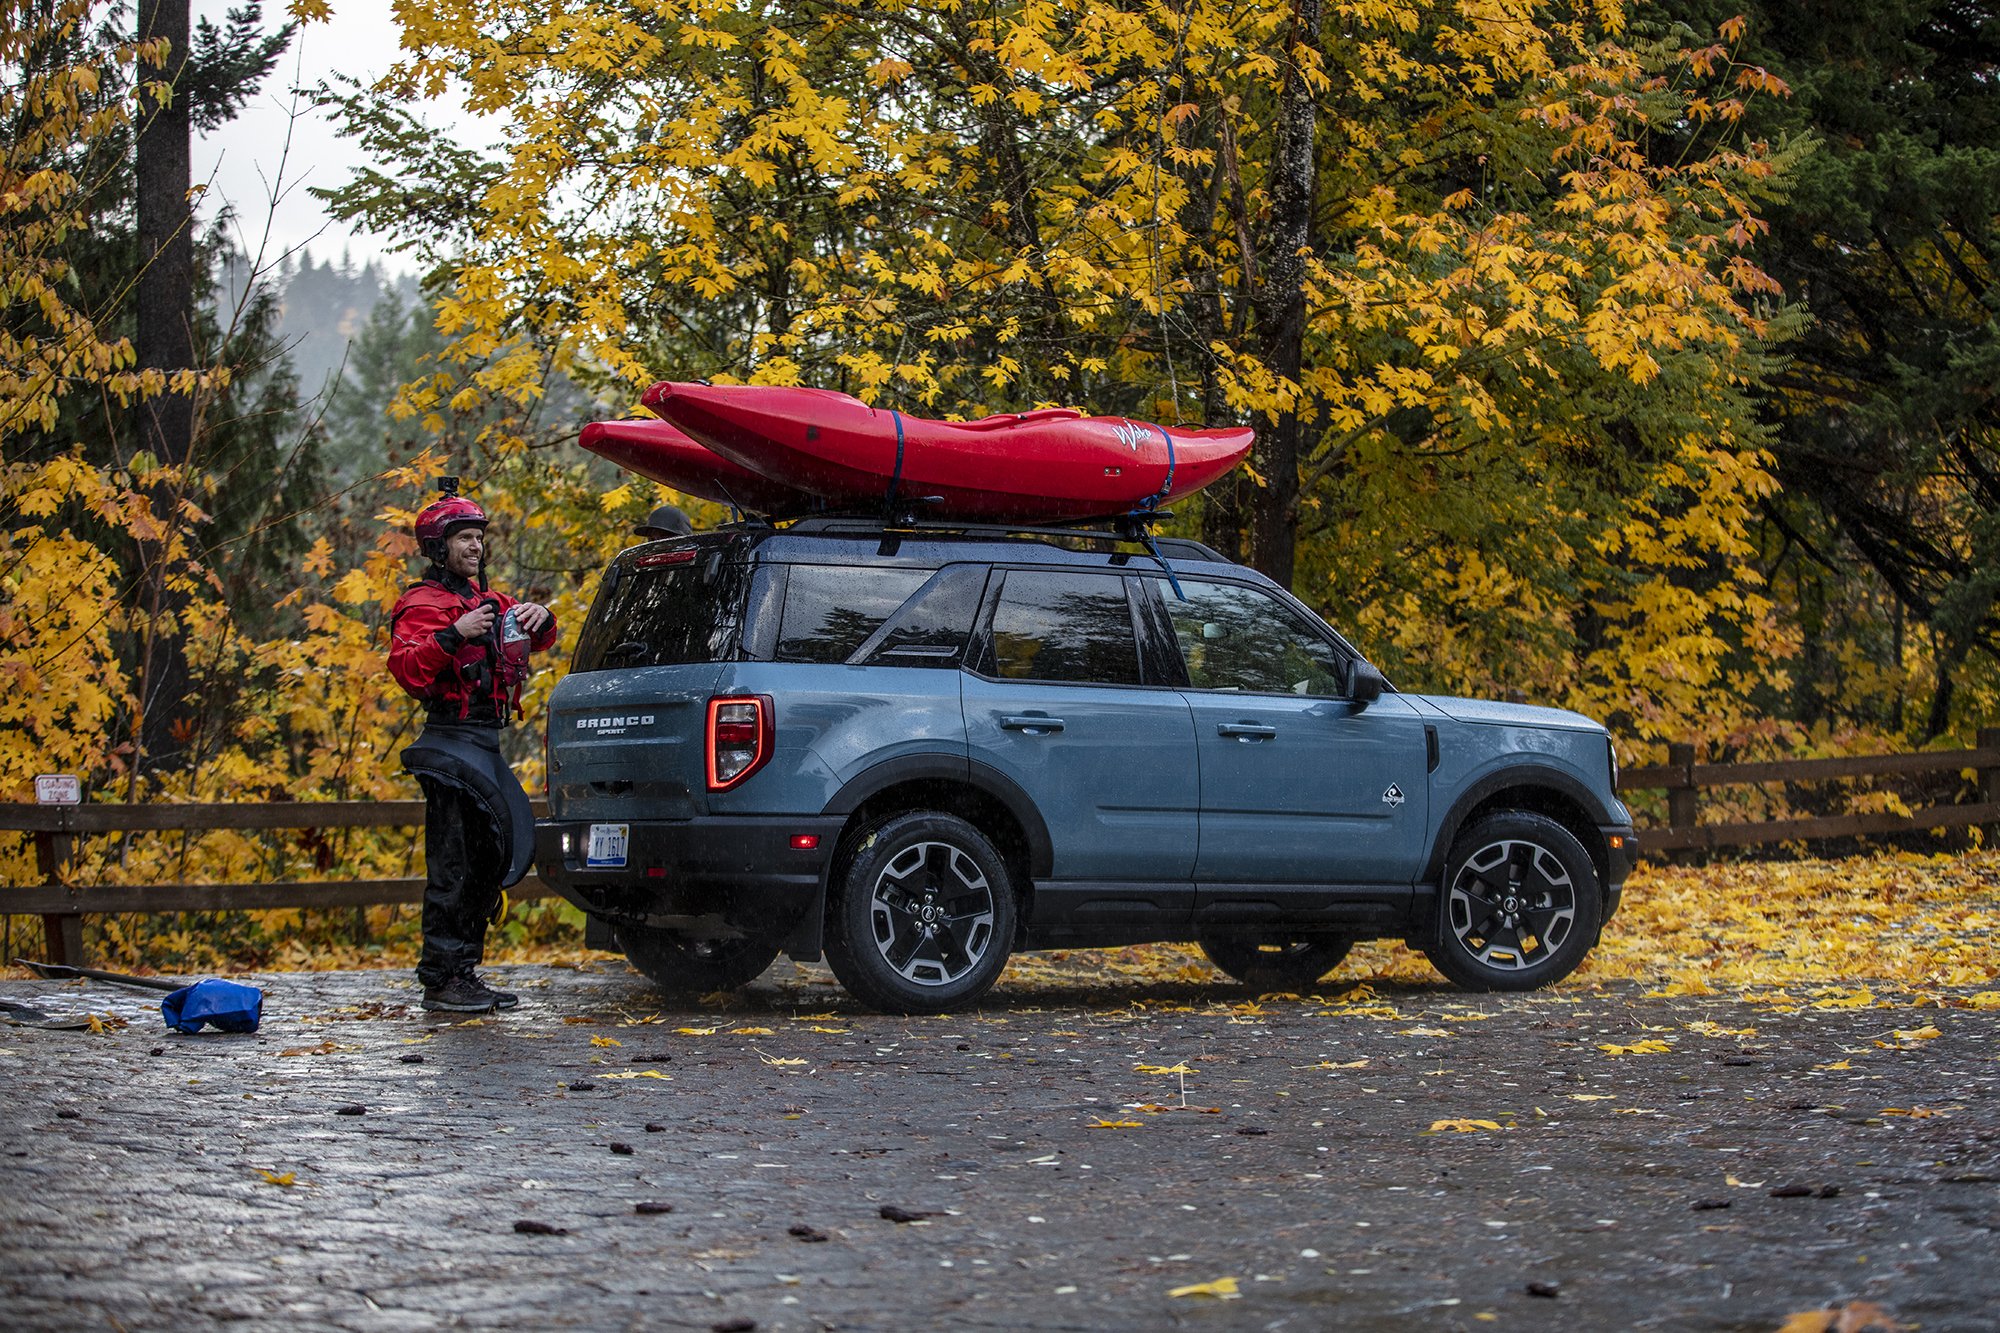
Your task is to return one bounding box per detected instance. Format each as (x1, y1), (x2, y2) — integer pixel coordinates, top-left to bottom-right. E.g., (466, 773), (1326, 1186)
(1666, 741), (1698, 836)
(1980, 728), (2000, 841)
(33, 821), (83, 967)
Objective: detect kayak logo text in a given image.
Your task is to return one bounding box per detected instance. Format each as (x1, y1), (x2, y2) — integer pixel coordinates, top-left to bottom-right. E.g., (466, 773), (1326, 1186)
(1114, 422), (1148, 452)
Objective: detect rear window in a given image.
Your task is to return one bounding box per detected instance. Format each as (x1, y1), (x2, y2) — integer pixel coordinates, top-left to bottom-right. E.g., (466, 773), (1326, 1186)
(571, 548), (751, 671)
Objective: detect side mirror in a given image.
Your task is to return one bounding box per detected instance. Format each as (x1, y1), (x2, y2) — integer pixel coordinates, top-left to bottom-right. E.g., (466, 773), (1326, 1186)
(1344, 659), (1387, 706)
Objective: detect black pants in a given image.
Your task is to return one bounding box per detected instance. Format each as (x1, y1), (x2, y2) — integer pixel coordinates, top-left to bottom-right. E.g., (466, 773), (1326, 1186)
(416, 776), (507, 988)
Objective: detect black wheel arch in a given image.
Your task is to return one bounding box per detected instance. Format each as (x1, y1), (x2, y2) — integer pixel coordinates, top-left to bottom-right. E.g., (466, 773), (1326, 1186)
(1424, 765), (1618, 891)
(823, 754), (1048, 915)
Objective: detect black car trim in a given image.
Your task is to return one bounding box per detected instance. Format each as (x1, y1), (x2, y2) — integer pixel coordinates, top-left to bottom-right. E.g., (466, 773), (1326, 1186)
(819, 753), (1057, 878)
(1422, 763), (1631, 886)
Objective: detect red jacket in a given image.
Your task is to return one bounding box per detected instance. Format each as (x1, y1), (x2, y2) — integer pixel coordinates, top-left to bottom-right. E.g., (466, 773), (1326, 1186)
(389, 577), (559, 723)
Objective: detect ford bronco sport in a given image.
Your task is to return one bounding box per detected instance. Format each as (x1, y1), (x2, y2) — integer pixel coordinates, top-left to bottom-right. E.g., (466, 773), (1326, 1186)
(536, 519), (1635, 1013)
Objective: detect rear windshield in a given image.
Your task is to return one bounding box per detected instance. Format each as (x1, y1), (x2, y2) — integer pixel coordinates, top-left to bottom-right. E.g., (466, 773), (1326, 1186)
(570, 548), (750, 671)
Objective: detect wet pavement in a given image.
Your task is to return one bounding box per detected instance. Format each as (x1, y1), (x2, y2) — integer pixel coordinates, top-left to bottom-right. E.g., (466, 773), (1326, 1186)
(1, 958), (1995, 1331)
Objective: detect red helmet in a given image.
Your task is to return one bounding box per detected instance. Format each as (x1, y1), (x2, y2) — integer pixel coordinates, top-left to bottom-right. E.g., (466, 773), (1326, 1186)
(414, 495), (488, 542)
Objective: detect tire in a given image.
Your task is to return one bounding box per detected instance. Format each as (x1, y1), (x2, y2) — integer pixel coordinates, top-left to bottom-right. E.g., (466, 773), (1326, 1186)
(1199, 936), (1354, 991)
(823, 811), (1018, 1015)
(1421, 810), (1603, 991)
(615, 923), (783, 995)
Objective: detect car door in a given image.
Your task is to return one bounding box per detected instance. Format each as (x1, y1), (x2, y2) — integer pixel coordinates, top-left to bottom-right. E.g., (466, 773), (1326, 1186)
(961, 568), (1198, 911)
(1149, 576), (1430, 890)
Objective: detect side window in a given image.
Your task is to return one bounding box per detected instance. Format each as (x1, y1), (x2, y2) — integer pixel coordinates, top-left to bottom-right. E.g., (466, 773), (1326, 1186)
(1164, 579), (1347, 696)
(854, 565), (988, 668)
(775, 565), (930, 664)
(985, 570), (1142, 685)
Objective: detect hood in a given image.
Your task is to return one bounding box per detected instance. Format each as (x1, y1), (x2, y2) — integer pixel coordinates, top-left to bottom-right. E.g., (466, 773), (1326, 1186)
(1408, 694), (1605, 734)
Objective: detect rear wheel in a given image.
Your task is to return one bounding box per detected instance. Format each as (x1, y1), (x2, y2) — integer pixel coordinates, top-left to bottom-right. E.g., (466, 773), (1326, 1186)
(615, 924), (783, 995)
(1421, 811), (1602, 991)
(1199, 937), (1354, 991)
(824, 811), (1017, 1015)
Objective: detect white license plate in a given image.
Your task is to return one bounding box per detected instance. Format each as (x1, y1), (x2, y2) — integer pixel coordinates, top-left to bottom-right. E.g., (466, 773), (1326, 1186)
(585, 823), (629, 868)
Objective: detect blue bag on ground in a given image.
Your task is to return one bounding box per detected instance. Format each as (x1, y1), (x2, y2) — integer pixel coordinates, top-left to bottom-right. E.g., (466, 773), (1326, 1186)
(161, 979), (263, 1034)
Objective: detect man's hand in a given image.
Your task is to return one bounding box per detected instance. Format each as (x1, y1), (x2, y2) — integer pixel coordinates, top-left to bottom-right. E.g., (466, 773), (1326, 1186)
(513, 602), (552, 635)
(453, 604), (496, 640)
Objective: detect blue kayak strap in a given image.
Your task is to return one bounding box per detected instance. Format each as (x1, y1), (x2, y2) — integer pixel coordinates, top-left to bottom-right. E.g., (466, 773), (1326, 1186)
(884, 409), (906, 510)
(1136, 423), (1176, 513)
(1130, 423), (1185, 600)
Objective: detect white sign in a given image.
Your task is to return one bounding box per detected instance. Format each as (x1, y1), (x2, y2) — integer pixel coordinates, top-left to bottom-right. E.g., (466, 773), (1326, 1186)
(34, 774), (82, 805)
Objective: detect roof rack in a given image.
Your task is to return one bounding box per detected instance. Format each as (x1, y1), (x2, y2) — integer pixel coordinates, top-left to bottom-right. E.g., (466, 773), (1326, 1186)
(772, 513), (1232, 563)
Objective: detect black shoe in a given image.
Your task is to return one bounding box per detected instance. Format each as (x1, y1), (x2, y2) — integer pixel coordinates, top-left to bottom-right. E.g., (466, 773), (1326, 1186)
(421, 973), (498, 1013)
(477, 975), (521, 1011)
(457, 971), (520, 1011)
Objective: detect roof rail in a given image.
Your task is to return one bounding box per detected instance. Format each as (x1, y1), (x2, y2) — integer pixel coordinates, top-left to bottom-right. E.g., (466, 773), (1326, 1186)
(773, 513), (1232, 563)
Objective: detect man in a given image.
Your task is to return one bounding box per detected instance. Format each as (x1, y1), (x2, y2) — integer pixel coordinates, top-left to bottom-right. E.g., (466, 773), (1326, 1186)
(387, 488), (558, 1012)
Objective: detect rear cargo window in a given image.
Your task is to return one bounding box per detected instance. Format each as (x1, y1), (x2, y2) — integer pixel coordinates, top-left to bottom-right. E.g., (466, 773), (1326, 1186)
(570, 549), (750, 671)
(775, 565), (930, 664)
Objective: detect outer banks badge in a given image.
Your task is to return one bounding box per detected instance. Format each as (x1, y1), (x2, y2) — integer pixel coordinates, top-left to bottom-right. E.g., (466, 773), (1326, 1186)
(1381, 783), (1406, 808)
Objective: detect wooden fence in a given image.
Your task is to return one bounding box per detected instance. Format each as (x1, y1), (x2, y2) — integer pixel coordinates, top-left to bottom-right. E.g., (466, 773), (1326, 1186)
(5, 729), (1998, 966)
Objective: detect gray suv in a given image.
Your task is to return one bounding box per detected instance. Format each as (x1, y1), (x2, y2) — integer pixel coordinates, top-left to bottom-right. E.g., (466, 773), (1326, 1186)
(536, 519), (1635, 1013)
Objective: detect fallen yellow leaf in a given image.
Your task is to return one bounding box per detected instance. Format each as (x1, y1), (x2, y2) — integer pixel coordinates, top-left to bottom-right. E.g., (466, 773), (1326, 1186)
(1429, 1118), (1503, 1133)
(1815, 1060), (1853, 1071)
(259, 1170), (296, 1187)
(1890, 1025), (1941, 1041)
(1599, 1040), (1673, 1055)
(675, 1026), (718, 1036)
(589, 1036), (622, 1048)
(732, 1026), (775, 1035)
(598, 1069), (672, 1080)
(1134, 1063), (1194, 1076)
(1167, 1277), (1240, 1299)
(1089, 1118), (1143, 1129)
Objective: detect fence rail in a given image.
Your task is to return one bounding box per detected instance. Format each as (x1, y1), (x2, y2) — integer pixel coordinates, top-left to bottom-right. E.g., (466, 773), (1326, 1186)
(6, 729), (1997, 965)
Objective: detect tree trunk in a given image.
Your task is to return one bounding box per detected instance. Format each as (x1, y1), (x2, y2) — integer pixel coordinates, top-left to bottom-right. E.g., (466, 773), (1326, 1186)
(136, 0), (196, 772)
(1246, 0), (1320, 589)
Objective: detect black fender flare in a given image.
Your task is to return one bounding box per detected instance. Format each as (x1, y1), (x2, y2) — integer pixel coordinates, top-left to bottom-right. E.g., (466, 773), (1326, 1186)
(822, 754), (1054, 878)
(1422, 764), (1618, 887)
(402, 728), (535, 888)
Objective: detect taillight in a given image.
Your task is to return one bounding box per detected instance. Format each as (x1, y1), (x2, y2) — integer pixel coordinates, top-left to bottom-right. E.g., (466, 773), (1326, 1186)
(706, 695), (774, 791)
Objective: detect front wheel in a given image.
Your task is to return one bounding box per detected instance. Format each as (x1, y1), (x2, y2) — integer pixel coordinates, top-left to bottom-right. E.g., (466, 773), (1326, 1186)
(1199, 937), (1354, 991)
(615, 923), (783, 995)
(1421, 811), (1603, 991)
(824, 811), (1017, 1015)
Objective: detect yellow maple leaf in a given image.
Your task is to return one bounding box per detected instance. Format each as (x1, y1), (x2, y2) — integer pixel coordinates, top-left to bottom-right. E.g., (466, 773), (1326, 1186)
(731, 1026), (775, 1036)
(1890, 1025), (1941, 1042)
(1430, 1118), (1503, 1133)
(259, 1169), (296, 1187)
(598, 1070), (671, 1080)
(1599, 1040), (1673, 1055)
(589, 1036), (622, 1048)
(676, 1026), (718, 1036)
(1167, 1277), (1240, 1299)
(1089, 1118), (1144, 1129)
(1134, 1062), (1194, 1076)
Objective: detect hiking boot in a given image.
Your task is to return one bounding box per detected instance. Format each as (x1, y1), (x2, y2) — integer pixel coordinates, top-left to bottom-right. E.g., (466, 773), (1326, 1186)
(473, 974), (521, 1011)
(421, 973), (498, 1013)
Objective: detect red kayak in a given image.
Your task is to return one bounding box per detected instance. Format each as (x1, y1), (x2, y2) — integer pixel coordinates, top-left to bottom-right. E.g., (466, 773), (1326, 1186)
(640, 381), (1253, 523)
(578, 419), (826, 517)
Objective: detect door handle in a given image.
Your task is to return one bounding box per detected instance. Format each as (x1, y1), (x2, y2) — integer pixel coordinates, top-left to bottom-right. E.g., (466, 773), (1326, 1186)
(1216, 722), (1277, 740)
(1001, 715), (1066, 733)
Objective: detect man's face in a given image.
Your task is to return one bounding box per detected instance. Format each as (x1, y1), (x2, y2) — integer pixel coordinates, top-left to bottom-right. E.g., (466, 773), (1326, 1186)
(443, 526), (484, 579)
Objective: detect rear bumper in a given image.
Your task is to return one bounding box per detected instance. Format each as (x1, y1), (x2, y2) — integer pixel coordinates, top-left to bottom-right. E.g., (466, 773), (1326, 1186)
(535, 815), (842, 934)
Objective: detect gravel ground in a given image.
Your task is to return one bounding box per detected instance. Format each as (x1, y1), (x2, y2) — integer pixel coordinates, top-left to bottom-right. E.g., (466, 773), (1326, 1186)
(1, 959), (1994, 1332)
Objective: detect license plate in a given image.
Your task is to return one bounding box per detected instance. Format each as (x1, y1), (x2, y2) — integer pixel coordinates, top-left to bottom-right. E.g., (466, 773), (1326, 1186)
(585, 823), (629, 868)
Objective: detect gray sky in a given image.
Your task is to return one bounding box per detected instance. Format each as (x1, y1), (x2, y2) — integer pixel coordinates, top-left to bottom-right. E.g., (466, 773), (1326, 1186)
(193, 0), (476, 275)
